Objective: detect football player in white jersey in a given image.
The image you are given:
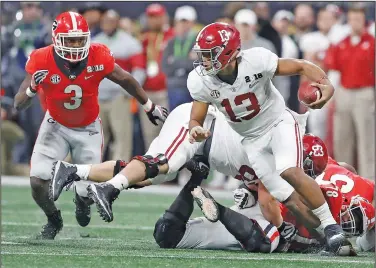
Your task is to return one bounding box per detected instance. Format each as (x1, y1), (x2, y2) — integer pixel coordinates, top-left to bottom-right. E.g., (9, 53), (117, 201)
(186, 22), (352, 255)
(153, 163), (280, 253)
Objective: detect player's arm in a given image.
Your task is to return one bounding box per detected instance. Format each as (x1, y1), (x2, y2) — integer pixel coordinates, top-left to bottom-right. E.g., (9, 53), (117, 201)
(14, 74), (33, 110)
(14, 69), (48, 111)
(275, 58), (334, 109)
(188, 101), (211, 143)
(106, 64), (168, 125)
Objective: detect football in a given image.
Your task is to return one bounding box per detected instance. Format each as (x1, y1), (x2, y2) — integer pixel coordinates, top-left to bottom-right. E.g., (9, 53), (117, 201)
(298, 85), (322, 106)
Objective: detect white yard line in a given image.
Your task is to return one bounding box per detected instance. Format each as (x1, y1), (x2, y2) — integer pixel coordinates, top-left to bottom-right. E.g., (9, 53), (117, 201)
(1, 251), (372, 264)
(1, 176), (234, 199)
(2, 221), (154, 230)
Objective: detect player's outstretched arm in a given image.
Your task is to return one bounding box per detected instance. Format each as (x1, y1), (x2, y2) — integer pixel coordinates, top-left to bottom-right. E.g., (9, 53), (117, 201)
(275, 58), (334, 109)
(14, 70), (48, 111)
(188, 101), (211, 143)
(106, 64), (168, 125)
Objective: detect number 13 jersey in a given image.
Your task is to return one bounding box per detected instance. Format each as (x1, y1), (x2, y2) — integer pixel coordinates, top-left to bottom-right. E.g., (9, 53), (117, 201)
(26, 43), (115, 128)
(188, 47), (285, 137)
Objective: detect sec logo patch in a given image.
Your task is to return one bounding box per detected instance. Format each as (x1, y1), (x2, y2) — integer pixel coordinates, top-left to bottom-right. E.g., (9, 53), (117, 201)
(210, 90), (220, 99)
(50, 74), (61, 84)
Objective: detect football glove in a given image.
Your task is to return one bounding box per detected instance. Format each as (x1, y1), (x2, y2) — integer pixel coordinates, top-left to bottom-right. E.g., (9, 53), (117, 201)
(146, 103), (169, 126)
(233, 187), (256, 209)
(31, 70), (49, 91)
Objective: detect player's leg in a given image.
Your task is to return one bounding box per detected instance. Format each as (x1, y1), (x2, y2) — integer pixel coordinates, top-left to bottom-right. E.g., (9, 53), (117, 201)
(272, 110), (353, 255)
(88, 108), (212, 222)
(352, 87), (375, 180)
(69, 117), (104, 227)
(30, 113), (70, 239)
(154, 157), (209, 248)
(333, 86), (355, 171)
(192, 186), (273, 253)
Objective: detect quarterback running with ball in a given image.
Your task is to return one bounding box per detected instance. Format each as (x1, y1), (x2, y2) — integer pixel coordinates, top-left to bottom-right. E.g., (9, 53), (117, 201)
(186, 22), (352, 255)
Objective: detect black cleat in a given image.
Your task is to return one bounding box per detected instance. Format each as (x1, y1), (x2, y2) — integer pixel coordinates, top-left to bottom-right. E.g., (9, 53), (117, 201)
(36, 210), (63, 240)
(50, 161), (80, 201)
(185, 155), (210, 186)
(191, 186), (219, 222)
(73, 186), (92, 227)
(321, 224), (357, 256)
(87, 183), (120, 223)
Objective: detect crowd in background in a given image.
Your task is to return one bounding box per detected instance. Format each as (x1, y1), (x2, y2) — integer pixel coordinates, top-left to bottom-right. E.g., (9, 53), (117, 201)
(1, 2), (375, 188)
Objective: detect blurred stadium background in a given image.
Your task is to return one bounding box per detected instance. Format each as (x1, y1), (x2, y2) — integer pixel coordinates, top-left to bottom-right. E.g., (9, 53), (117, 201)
(1, 1), (375, 186)
(1, 2), (375, 268)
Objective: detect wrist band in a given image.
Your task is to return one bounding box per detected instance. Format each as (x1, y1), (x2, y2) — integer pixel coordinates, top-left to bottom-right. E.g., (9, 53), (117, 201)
(26, 87), (36, 98)
(142, 99), (153, 111)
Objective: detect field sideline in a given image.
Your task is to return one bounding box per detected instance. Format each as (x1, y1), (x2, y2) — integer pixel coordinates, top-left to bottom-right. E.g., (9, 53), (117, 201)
(1, 176), (374, 268)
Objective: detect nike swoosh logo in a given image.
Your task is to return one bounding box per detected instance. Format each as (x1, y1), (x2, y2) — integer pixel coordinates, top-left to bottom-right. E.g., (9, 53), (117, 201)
(85, 75), (94, 80)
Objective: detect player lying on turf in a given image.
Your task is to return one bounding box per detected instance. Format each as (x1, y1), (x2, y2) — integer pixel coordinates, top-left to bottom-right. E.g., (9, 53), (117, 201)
(51, 101), (321, 227)
(261, 134), (374, 253)
(302, 134), (375, 252)
(152, 157), (280, 253)
(50, 102), (335, 251)
(14, 11), (168, 240)
(187, 22), (351, 255)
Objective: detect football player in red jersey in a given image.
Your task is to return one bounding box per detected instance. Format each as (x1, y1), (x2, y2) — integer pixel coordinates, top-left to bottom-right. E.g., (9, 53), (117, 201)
(14, 11), (169, 240)
(302, 134), (375, 252)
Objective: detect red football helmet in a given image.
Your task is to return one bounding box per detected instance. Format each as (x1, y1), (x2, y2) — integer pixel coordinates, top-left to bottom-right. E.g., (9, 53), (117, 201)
(302, 134), (328, 178)
(193, 22), (241, 76)
(52, 11), (90, 62)
(340, 196), (375, 236)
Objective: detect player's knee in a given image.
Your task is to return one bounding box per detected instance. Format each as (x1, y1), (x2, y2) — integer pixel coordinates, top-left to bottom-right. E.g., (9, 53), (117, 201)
(241, 220), (272, 253)
(113, 160), (127, 176)
(280, 167), (305, 188)
(132, 154), (168, 179)
(30, 162), (54, 182)
(30, 176), (48, 192)
(153, 212), (185, 249)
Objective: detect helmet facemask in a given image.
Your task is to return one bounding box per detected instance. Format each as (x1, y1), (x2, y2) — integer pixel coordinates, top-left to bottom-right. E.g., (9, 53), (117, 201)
(53, 32), (90, 62)
(303, 152), (318, 178)
(193, 45), (225, 76)
(340, 196), (370, 237)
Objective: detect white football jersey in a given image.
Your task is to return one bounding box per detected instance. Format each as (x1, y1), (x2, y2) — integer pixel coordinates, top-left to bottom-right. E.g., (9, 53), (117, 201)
(187, 47), (286, 138)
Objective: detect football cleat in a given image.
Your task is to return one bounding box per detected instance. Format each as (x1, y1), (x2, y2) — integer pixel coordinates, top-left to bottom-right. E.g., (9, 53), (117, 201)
(36, 210), (63, 240)
(321, 224), (357, 256)
(191, 186), (219, 222)
(73, 186), (91, 227)
(50, 160), (79, 201)
(87, 183), (120, 223)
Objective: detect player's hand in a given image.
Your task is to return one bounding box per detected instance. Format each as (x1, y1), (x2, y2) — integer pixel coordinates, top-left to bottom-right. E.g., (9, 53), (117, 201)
(31, 70), (49, 91)
(189, 126), (211, 144)
(233, 187), (256, 209)
(146, 104), (169, 126)
(307, 82), (334, 110)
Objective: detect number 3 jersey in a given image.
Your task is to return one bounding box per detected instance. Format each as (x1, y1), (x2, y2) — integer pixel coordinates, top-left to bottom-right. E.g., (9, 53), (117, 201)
(26, 43), (115, 128)
(187, 47), (286, 137)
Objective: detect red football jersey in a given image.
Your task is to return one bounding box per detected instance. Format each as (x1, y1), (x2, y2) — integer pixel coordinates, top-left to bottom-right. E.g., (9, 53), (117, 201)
(315, 157), (374, 204)
(280, 183), (342, 251)
(26, 43), (115, 128)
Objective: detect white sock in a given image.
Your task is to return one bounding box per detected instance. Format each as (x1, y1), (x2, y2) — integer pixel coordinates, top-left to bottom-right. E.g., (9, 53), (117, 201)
(312, 202), (337, 233)
(75, 164), (91, 180)
(109, 173), (129, 190)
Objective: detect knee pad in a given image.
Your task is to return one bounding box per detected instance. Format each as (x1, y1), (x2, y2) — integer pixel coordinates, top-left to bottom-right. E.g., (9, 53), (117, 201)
(132, 154), (168, 179)
(153, 212), (186, 249)
(113, 160), (128, 177)
(240, 219), (272, 253)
